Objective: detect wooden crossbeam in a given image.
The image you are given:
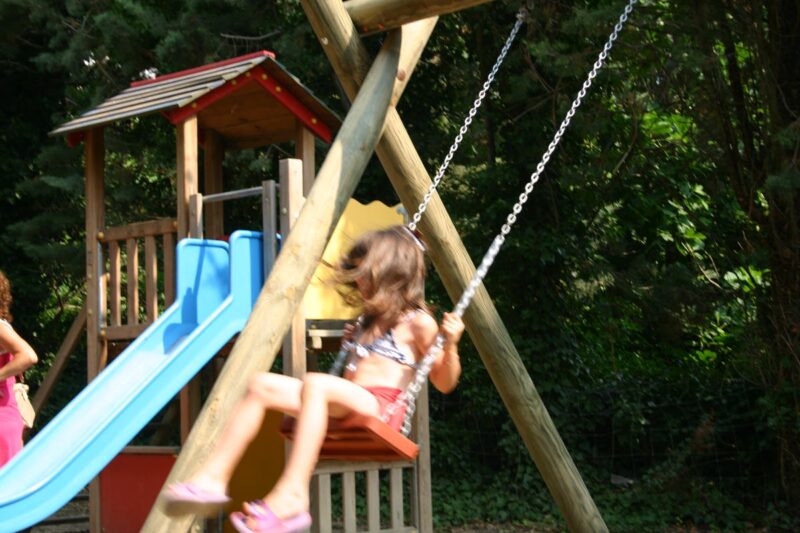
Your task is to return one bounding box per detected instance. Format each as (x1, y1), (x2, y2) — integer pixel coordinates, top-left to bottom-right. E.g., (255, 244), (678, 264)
(345, 0), (494, 34)
(302, 3), (609, 532)
(141, 17), (431, 532)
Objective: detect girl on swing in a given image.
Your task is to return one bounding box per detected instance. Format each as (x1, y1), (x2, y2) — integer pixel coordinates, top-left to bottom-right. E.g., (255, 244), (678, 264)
(164, 225), (465, 533)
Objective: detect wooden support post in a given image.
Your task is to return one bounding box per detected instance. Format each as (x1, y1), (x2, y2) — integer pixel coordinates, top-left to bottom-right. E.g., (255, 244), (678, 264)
(163, 231), (176, 306)
(177, 115), (201, 444)
(304, 4), (609, 532)
(144, 235), (159, 322)
(412, 385), (433, 533)
(142, 23), (406, 533)
(84, 126), (105, 533)
(126, 238), (139, 325)
(204, 130), (225, 239)
(295, 126), (316, 196)
(280, 159), (307, 379)
(188, 193), (203, 238)
(108, 242), (121, 327)
(345, 0), (493, 34)
(176, 116), (199, 239)
(262, 180), (278, 277)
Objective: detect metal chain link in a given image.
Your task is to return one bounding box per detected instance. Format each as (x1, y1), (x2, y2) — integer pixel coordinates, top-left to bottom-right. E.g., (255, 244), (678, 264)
(408, 8), (527, 232)
(451, 0), (637, 319)
(332, 1), (637, 437)
(397, 0), (638, 435)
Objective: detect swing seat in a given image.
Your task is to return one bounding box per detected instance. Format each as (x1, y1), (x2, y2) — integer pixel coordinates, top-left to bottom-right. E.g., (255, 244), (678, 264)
(279, 414), (419, 462)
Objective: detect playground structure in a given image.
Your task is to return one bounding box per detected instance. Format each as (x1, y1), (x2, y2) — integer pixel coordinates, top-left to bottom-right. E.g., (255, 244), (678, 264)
(0, 0), (644, 532)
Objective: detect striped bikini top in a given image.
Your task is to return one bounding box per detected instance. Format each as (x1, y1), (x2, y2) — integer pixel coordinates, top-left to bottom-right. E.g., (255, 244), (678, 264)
(345, 311), (420, 372)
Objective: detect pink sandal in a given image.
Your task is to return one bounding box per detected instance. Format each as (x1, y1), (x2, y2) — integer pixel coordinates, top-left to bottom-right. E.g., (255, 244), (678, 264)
(161, 482), (231, 517)
(230, 501), (312, 533)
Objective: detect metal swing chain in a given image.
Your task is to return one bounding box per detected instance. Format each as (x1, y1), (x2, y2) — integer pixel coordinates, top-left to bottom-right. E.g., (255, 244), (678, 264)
(408, 8), (527, 232)
(330, 10), (526, 427)
(397, 0), (639, 436)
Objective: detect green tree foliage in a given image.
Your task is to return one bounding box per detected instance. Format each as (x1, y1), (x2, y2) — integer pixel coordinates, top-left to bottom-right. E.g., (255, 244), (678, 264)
(0, 0), (798, 531)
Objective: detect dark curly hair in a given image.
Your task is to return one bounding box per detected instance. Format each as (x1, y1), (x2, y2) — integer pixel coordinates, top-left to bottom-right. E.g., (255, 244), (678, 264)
(0, 270), (12, 322)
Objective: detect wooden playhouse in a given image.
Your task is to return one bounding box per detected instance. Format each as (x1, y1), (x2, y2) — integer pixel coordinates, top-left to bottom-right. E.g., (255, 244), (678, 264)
(43, 50), (427, 532)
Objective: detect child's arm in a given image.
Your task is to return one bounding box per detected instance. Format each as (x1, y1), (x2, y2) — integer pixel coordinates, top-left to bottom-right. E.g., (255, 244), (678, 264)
(426, 313), (464, 394)
(0, 322), (38, 381)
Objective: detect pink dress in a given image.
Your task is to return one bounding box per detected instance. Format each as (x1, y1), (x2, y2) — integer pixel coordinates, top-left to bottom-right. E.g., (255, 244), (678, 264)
(0, 350), (24, 468)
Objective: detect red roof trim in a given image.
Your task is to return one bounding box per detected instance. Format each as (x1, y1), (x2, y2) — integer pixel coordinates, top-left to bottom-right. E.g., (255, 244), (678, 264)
(131, 50), (275, 88)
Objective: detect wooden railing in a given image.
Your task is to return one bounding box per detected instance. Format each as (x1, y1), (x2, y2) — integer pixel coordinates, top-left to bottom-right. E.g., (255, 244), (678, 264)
(97, 218), (178, 342)
(312, 462), (417, 533)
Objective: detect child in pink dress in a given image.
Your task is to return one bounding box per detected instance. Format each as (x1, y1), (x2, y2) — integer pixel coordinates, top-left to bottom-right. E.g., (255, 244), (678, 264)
(0, 270), (38, 468)
(163, 226), (465, 532)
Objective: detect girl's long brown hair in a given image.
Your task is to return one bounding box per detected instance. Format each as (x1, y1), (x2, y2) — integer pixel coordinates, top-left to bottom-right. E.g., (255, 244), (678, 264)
(0, 270), (12, 322)
(336, 226), (427, 329)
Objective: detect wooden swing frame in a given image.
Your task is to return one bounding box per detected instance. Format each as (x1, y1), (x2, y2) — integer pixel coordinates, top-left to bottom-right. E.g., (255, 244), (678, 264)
(143, 1), (609, 532)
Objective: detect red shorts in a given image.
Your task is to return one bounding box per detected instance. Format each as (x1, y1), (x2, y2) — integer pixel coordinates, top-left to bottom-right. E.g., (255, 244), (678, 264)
(362, 386), (407, 431)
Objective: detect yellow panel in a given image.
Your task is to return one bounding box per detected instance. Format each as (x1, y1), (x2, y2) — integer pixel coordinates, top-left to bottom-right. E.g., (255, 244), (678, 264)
(302, 199), (405, 320)
(226, 410), (284, 532)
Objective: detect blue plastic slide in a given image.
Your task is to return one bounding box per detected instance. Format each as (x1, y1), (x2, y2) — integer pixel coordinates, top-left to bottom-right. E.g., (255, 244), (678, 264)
(0, 230), (265, 532)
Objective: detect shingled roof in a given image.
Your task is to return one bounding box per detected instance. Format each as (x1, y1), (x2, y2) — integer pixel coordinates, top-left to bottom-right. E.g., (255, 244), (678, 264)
(51, 51), (340, 144)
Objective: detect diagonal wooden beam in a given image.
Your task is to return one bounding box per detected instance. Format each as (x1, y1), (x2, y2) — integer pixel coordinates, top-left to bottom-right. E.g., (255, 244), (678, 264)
(141, 16), (437, 533)
(345, 0), (493, 34)
(301, 3), (609, 532)
(31, 304), (87, 414)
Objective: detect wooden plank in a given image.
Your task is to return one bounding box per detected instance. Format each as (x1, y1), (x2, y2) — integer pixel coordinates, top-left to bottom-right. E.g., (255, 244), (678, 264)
(163, 232), (175, 306)
(84, 126), (105, 533)
(103, 323), (149, 341)
(141, 27), (404, 533)
(144, 235), (158, 322)
(203, 130), (225, 239)
(262, 180), (278, 277)
(280, 158), (306, 380)
(215, 116), (297, 140)
(176, 116), (199, 239)
(178, 181), (203, 443)
(199, 85), (288, 120)
(126, 238), (139, 325)
(311, 474), (332, 533)
(366, 469), (381, 532)
(101, 219), (177, 243)
(342, 471), (357, 533)
(108, 242), (121, 326)
(32, 304), (87, 413)
(314, 461), (413, 476)
(412, 385), (432, 533)
(84, 128), (105, 381)
(189, 193), (203, 238)
(122, 446), (181, 455)
(198, 87), (286, 124)
(310, 4), (609, 532)
(390, 467), (403, 529)
(345, 0), (492, 34)
(223, 128), (296, 150)
(280, 158), (307, 486)
(295, 126), (316, 196)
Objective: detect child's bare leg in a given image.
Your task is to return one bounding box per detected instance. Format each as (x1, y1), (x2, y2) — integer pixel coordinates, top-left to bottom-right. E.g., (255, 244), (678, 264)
(188, 373), (303, 494)
(249, 373), (381, 519)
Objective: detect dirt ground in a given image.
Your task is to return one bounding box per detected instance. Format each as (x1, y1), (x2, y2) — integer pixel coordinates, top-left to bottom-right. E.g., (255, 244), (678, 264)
(446, 524), (555, 532)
